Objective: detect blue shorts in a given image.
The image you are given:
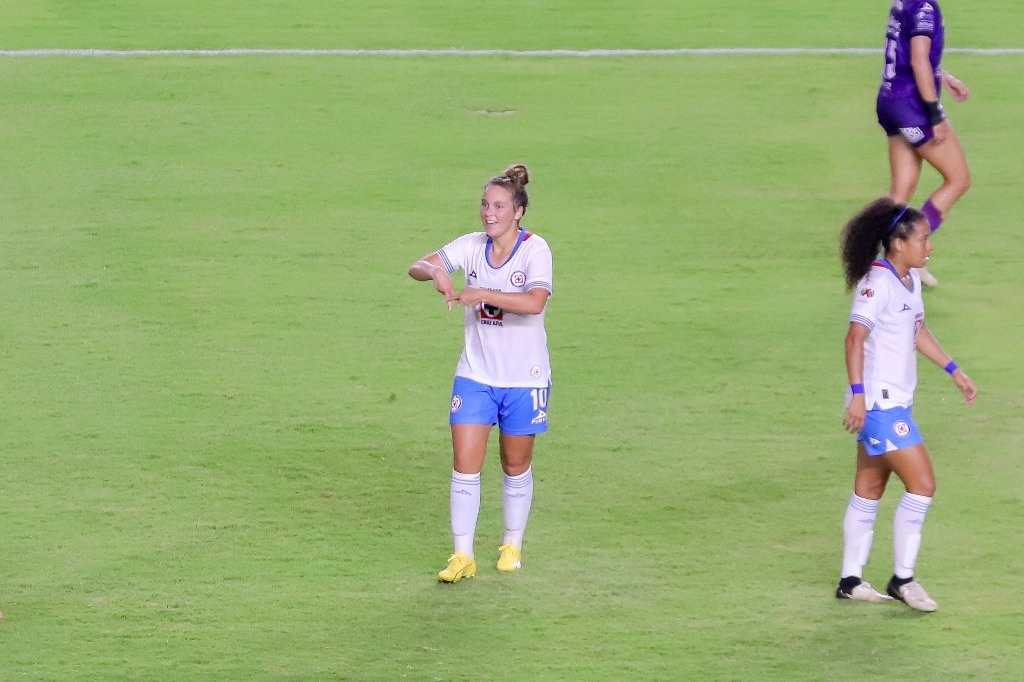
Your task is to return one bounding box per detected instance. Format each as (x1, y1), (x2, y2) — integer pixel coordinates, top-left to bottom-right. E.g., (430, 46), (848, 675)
(857, 405), (924, 456)
(449, 376), (550, 436)
(876, 95), (943, 147)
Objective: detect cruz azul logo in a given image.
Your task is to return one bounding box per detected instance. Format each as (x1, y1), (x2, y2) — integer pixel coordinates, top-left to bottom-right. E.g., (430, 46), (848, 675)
(510, 270), (527, 287)
(480, 302), (504, 326)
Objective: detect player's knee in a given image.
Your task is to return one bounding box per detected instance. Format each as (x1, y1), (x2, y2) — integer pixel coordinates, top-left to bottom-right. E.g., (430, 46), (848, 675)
(957, 172), (971, 196)
(855, 479), (887, 500)
(943, 166), (971, 197)
(907, 478), (936, 497)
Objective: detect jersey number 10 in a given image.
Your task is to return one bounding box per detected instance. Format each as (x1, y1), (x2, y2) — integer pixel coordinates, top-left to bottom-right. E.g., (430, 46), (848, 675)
(530, 388), (549, 411)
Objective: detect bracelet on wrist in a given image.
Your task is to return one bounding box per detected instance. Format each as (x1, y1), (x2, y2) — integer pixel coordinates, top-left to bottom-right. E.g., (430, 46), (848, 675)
(944, 361), (958, 374)
(850, 383), (865, 395)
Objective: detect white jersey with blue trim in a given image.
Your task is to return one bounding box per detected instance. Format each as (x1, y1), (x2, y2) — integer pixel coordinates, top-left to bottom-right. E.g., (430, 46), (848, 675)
(848, 260), (925, 409)
(437, 228), (553, 388)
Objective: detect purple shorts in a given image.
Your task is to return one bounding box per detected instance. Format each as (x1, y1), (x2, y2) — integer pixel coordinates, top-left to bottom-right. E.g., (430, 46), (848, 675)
(876, 94), (945, 148)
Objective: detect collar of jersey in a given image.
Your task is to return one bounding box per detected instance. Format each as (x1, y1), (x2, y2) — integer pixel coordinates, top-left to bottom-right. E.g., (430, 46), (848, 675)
(485, 228), (528, 268)
(872, 259), (916, 293)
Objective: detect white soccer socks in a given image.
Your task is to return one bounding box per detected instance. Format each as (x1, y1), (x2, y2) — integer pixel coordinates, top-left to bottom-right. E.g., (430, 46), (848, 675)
(893, 492), (932, 579)
(501, 466), (534, 548)
(841, 494), (880, 578)
(450, 470), (481, 558)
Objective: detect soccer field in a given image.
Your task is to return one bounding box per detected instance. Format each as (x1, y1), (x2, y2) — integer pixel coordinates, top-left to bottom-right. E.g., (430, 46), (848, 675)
(2, 2), (1023, 679)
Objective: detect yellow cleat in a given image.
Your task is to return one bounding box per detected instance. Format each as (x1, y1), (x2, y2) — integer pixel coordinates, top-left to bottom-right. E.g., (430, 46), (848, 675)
(437, 552), (476, 583)
(496, 544), (522, 572)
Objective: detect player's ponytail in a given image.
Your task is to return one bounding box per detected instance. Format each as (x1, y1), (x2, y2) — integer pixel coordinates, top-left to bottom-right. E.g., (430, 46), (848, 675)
(840, 198), (924, 290)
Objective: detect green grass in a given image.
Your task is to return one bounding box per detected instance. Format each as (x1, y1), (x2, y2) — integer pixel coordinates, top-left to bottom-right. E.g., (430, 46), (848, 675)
(2, 2), (1023, 680)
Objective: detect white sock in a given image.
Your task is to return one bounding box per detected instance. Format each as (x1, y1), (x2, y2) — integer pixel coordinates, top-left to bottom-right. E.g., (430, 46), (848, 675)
(841, 494), (879, 579)
(501, 466), (534, 547)
(894, 492), (932, 579)
(450, 470), (481, 558)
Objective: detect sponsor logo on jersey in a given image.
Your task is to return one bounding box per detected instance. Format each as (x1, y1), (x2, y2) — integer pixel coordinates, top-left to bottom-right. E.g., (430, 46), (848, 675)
(531, 409), (547, 425)
(882, 389), (889, 399)
(860, 288), (874, 298)
(510, 270), (527, 287)
(480, 303), (504, 326)
(900, 304), (912, 311)
(868, 437), (882, 446)
(451, 395), (463, 413)
(900, 126), (925, 144)
(530, 365), (542, 379)
(893, 420), (911, 437)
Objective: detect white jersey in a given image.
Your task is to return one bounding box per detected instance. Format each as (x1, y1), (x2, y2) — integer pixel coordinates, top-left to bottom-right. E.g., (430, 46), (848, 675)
(848, 260), (925, 410)
(437, 229), (553, 388)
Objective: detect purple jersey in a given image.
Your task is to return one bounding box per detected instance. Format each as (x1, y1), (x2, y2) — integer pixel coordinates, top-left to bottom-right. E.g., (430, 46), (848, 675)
(878, 0), (944, 100)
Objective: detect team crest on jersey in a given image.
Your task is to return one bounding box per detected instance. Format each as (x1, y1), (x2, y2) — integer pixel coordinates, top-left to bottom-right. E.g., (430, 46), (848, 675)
(451, 395), (463, 413)
(860, 288), (874, 298)
(893, 420), (911, 437)
(510, 270), (527, 287)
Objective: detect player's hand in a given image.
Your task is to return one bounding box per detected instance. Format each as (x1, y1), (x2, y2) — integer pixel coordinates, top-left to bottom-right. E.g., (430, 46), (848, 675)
(952, 369), (978, 405)
(843, 395), (866, 434)
(942, 73), (970, 102)
(931, 120), (951, 143)
(454, 286), (487, 308)
(430, 269), (457, 309)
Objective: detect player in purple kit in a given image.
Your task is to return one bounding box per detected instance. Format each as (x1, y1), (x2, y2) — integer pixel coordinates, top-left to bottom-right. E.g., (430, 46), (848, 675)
(835, 197), (977, 611)
(409, 164), (553, 583)
(876, 0), (971, 287)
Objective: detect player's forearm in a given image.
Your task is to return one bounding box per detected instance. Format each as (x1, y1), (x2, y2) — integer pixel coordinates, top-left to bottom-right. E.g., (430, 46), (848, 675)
(409, 259), (444, 281)
(845, 328), (866, 385)
(915, 326), (954, 368)
(464, 288), (549, 315)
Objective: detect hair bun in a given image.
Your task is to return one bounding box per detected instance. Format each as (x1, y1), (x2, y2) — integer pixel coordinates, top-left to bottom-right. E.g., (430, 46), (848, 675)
(504, 164), (529, 186)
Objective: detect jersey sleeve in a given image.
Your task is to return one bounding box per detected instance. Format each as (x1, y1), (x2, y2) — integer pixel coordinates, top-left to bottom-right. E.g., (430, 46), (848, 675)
(524, 237), (554, 296)
(436, 233), (479, 274)
(908, 1), (938, 38)
(849, 279), (889, 331)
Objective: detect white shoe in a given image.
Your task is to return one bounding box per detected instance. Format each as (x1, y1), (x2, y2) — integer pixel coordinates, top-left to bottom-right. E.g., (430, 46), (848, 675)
(917, 267), (939, 287)
(887, 579), (938, 612)
(836, 580), (894, 603)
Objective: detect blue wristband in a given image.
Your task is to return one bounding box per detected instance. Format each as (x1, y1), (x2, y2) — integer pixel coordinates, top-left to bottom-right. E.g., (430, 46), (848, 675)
(850, 383), (865, 395)
(944, 361), (958, 374)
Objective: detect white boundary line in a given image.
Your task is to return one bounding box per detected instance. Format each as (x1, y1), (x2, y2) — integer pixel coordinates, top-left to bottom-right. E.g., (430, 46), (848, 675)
(2, 47), (1023, 58)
